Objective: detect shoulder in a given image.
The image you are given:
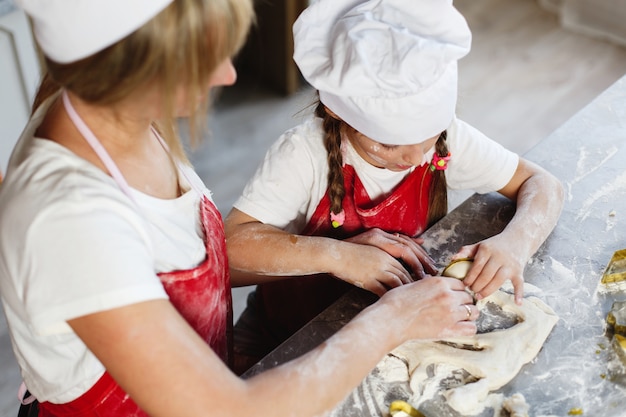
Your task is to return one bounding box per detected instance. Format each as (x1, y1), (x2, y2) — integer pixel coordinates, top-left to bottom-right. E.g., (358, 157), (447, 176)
(266, 117), (327, 161)
(234, 117), (330, 228)
(0, 140), (162, 332)
(0, 138), (153, 264)
(446, 117), (519, 193)
(252, 117), (329, 190)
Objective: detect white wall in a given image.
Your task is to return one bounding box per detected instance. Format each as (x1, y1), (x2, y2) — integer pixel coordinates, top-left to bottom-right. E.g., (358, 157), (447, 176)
(0, 8), (40, 176)
(539, 0), (626, 47)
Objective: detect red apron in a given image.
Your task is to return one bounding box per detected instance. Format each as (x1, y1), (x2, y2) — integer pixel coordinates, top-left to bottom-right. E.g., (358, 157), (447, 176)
(257, 163), (433, 341)
(35, 91), (232, 416)
(38, 197), (232, 417)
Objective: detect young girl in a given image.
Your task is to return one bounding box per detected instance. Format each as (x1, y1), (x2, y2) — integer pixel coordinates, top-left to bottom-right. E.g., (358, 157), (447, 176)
(0, 0), (480, 416)
(225, 0), (565, 370)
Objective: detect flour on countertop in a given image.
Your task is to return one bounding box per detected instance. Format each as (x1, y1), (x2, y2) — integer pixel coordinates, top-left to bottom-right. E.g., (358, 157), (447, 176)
(328, 286), (558, 417)
(575, 169), (626, 222)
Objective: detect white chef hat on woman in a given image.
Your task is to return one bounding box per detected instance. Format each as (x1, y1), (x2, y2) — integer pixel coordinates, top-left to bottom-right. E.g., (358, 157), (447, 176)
(293, 0), (472, 145)
(17, 0), (174, 64)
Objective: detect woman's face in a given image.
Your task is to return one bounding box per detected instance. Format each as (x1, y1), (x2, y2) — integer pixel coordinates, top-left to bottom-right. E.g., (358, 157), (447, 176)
(208, 58), (238, 88)
(174, 58), (237, 117)
(346, 127), (440, 172)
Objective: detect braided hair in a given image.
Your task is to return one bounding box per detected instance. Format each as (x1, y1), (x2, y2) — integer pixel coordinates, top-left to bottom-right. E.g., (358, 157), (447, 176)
(427, 131), (449, 227)
(315, 101), (345, 219)
(314, 100), (449, 230)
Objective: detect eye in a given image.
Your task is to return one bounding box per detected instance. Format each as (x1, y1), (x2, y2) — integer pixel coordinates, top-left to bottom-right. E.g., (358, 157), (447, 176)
(380, 143), (398, 150)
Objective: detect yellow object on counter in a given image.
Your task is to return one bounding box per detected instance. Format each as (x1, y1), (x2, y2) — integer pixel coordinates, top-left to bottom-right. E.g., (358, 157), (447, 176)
(601, 249), (626, 284)
(389, 400), (426, 417)
(441, 258), (473, 279)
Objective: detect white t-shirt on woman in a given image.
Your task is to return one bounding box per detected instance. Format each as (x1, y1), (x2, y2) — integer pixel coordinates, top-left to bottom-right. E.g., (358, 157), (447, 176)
(0, 97), (209, 403)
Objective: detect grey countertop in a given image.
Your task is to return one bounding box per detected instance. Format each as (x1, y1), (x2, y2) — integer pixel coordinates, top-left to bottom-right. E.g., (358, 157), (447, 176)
(244, 75), (626, 416)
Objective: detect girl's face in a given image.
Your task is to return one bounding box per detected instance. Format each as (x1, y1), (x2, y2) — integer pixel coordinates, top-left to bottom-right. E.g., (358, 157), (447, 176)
(346, 127), (440, 172)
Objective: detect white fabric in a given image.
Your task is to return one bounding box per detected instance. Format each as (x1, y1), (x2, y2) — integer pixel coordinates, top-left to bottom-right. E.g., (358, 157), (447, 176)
(234, 116), (519, 233)
(17, 0), (173, 63)
(0, 98), (208, 403)
(293, 0), (472, 145)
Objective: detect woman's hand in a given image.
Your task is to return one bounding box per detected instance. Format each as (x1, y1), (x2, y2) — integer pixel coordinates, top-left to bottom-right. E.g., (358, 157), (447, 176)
(377, 275), (478, 340)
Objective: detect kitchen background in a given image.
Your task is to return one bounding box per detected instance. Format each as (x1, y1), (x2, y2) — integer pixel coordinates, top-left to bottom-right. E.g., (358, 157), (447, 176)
(2, 0), (626, 416)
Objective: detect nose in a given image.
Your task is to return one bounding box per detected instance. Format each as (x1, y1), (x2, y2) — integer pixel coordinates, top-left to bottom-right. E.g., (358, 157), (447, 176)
(402, 144), (424, 167)
(210, 59), (237, 88)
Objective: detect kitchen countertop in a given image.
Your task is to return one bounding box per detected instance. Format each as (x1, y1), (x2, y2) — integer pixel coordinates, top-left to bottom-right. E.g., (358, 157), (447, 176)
(243, 74), (626, 416)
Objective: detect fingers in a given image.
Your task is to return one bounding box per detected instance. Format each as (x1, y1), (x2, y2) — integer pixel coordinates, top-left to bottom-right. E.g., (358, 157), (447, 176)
(407, 237), (438, 275)
(463, 259), (524, 303)
(452, 244), (478, 263)
(511, 275), (525, 305)
(390, 233), (436, 278)
(460, 303), (478, 322)
(381, 264), (413, 287)
(347, 230), (437, 279)
(387, 277), (480, 340)
(356, 260), (413, 296)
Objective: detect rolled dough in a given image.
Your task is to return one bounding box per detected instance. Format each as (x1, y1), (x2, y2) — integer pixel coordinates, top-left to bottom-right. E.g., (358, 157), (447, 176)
(390, 288), (558, 415)
(328, 285), (558, 417)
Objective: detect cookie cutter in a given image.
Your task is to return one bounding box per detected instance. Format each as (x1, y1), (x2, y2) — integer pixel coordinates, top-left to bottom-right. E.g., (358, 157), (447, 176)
(601, 249), (626, 286)
(441, 258), (474, 280)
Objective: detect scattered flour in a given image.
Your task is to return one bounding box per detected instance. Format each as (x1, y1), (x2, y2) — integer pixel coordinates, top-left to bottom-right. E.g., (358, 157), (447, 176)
(575, 169), (626, 222)
(329, 287), (558, 417)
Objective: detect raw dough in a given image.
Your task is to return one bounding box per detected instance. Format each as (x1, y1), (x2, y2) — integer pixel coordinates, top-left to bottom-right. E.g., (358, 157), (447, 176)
(328, 285), (558, 417)
(502, 393), (530, 417)
(442, 259), (473, 279)
(390, 289), (558, 415)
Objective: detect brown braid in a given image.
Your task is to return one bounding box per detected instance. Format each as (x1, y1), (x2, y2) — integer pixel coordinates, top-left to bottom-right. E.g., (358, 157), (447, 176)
(314, 101), (345, 217)
(313, 97), (449, 227)
(427, 130), (449, 227)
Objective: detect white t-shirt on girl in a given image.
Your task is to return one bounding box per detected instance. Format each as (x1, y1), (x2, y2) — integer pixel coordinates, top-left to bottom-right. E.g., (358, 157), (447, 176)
(0, 98), (209, 403)
(234, 116), (519, 233)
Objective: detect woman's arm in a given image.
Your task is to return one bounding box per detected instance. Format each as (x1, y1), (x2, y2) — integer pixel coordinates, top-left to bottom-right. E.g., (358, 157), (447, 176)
(69, 276), (476, 417)
(453, 158), (564, 303)
(225, 208), (435, 295)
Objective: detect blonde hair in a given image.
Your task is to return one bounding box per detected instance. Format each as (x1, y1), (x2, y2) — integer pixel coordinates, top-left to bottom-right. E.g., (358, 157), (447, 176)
(33, 0), (254, 161)
(314, 100), (449, 229)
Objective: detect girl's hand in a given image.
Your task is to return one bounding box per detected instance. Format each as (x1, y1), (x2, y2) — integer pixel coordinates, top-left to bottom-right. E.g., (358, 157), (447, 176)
(344, 228), (438, 279)
(452, 235), (526, 305)
(329, 242), (412, 296)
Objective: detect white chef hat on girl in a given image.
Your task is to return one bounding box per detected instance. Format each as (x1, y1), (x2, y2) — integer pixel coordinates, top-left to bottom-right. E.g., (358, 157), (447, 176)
(293, 0), (472, 145)
(17, 0), (174, 64)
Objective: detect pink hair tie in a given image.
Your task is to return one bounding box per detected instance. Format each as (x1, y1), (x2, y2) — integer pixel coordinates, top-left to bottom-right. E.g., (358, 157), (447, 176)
(330, 210), (345, 228)
(430, 152), (451, 171)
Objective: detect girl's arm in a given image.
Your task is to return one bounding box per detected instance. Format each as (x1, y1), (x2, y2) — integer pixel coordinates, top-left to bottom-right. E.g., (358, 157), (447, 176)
(453, 158), (564, 303)
(69, 276), (476, 417)
(225, 208), (434, 295)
